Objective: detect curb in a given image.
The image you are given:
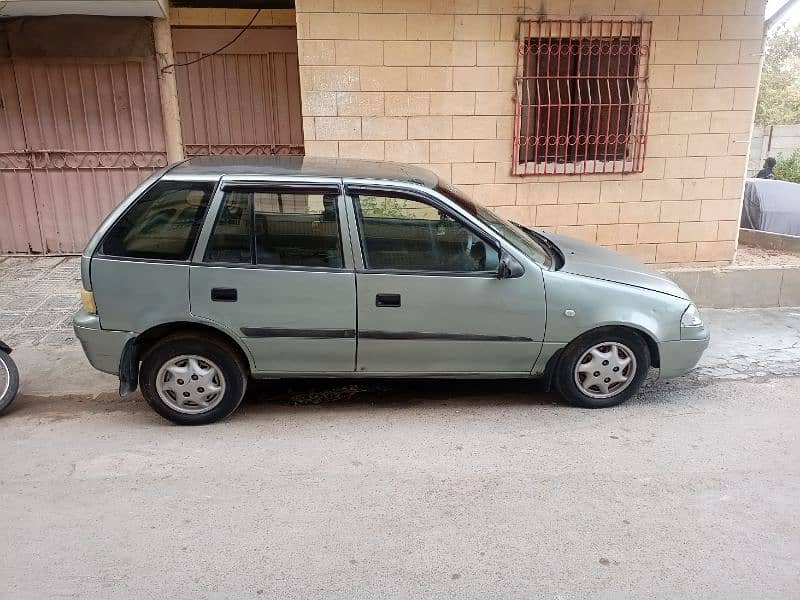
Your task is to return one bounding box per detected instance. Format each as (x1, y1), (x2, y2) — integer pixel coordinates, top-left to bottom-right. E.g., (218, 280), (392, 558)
(738, 229), (800, 254)
(664, 266), (800, 308)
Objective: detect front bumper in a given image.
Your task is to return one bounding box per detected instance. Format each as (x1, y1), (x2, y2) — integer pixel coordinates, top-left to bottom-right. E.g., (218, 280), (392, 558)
(657, 335), (710, 379)
(73, 310), (135, 376)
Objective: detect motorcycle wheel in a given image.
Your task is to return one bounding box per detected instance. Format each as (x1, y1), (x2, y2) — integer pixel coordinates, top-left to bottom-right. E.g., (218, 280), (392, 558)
(0, 350), (19, 413)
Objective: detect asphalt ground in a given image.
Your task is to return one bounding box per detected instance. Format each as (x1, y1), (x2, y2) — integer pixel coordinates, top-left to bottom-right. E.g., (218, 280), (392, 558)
(1, 256), (798, 598)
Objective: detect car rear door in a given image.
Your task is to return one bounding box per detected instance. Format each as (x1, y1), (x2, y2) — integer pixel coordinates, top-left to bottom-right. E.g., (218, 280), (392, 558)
(344, 181), (546, 375)
(189, 178), (357, 374)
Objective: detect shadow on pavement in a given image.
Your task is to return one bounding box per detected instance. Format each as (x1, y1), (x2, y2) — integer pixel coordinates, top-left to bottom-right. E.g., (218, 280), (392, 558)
(245, 377), (557, 411)
(6, 378), (560, 424)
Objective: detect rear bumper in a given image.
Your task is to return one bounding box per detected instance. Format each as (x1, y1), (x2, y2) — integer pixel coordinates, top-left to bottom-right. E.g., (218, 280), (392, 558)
(73, 310), (135, 376)
(658, 336), (710, 379)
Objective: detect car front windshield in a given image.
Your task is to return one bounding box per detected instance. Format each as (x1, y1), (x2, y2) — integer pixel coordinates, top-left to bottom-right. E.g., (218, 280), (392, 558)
(435, 180), (552, 266)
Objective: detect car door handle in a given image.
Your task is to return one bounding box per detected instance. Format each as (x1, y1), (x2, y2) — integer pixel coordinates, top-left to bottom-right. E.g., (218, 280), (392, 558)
(376, 293), (401, 307)
(211, 287), (238, 302)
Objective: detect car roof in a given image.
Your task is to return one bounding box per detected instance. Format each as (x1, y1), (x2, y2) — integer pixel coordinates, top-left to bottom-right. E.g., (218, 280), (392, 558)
(746, 177), (800, 189)
(168, 155), (440, 188)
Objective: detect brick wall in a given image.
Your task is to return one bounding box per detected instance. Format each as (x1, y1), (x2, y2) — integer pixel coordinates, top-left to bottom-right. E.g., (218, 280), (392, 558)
(295, 0), (766, 266)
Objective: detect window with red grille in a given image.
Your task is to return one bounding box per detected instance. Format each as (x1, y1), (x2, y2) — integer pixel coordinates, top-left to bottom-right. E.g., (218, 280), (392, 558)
(513, 19), (652, 176)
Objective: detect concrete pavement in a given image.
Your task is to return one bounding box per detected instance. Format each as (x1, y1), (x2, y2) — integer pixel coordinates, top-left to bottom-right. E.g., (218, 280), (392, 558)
(1, 257), (799, 598)
(0, 256), (81, 349)
(1, 372), (798, 599)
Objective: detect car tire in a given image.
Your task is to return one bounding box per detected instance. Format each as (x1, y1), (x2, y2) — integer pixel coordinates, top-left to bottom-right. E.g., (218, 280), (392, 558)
(554, 328), (650, 409)
(139, 333), (248, 425)
(0, 349), (20, 413)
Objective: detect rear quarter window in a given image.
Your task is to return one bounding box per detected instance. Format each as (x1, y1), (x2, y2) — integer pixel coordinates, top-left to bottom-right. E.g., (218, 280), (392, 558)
(101, 181), (214, 261)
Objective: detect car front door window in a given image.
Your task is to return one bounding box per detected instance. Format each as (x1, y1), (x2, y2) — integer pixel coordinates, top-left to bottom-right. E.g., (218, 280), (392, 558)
(354, 193), (499, 273)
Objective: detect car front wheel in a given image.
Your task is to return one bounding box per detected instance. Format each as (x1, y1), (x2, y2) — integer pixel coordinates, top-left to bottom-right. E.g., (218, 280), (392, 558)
(139, 333), (247, 425)
(554, 328), (650, 409)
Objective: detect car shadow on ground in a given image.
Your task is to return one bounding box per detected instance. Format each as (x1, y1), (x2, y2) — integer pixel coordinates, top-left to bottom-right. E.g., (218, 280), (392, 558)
(244, 377), (558, 413)
(6, 372), (693, 425)
(5, 378), (560, 424)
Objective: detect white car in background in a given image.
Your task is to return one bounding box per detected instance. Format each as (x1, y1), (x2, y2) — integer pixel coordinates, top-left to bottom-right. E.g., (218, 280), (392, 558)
(741, 178), (800, 236)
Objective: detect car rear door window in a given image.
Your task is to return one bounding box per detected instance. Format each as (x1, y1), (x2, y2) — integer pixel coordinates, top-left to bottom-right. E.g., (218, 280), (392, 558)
(204, 191), (253, 264)
(354, 193), (499, 272)
(102, 181), (213, 261)
(204, 188), (344, 269)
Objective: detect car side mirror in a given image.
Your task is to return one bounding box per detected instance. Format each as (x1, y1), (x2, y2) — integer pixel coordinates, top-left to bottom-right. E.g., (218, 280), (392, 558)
(497, 250), (524, 279)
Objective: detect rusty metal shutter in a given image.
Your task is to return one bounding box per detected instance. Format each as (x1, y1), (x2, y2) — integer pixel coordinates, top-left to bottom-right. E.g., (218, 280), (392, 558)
(0, 17), (167, 254)
(171, 26), (304, 158)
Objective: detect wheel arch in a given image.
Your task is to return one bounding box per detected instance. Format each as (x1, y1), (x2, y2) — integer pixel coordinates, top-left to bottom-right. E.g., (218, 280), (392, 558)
(569, 324), (660, 368)
(631, 325), (660, 368)
(548, 323), (659, 408)
(117, 320), (254, 397)
(545, 324), (660, 388)
(135, 321), (253, 373)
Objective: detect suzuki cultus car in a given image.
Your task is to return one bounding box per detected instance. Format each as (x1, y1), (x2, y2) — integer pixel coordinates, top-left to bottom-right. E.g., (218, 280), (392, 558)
(75, 157), (709, 425)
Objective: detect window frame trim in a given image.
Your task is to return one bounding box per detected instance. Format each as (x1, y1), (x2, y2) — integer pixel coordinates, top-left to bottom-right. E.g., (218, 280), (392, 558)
(200, 183), (256, 267)
(192, 176), (355, 272)
(344, 181), (505, 278)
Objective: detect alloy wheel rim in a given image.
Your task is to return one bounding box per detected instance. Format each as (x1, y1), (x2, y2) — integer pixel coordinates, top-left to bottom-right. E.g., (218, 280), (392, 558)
(155, 355), (227, 415)
(573, 342), (637, 399)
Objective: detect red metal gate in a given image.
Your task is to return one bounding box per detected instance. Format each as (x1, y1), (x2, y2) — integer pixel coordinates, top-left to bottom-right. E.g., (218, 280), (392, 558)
(0, 57), (42, 254)
(0, 18), (167, 254)
(171, 27), (304, 157)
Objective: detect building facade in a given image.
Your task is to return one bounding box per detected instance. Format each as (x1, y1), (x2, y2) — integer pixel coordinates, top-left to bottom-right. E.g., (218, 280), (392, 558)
(0, 0), (766, 267)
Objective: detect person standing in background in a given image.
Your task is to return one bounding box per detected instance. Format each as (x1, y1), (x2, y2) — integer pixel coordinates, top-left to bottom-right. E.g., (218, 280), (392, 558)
(756, 157), (777, 179)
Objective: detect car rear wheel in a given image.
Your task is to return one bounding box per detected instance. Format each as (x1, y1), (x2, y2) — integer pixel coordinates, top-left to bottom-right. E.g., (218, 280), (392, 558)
(0, 349), (19, 413)
(139, 334), (247, 425)
(554, 328), (650, 409)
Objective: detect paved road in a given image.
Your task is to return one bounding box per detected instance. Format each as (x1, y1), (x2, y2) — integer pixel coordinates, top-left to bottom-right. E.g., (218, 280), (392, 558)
(1, 257), (799, 598)
(2, 375), (799, 598)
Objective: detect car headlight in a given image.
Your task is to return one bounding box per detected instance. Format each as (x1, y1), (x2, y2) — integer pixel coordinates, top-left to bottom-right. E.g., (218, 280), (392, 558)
(681, 303), (703, 328)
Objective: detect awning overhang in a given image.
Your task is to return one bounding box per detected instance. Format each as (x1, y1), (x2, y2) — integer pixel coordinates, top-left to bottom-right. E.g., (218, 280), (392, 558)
(0, 0), (168, 17)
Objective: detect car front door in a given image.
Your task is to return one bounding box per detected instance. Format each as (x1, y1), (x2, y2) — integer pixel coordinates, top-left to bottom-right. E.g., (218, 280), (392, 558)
(189, 179), (357, 374)
(345, 182), (546, 375)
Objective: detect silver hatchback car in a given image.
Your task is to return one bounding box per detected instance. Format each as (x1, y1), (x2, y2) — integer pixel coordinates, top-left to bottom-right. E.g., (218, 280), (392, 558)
(74, 157), (709, 425)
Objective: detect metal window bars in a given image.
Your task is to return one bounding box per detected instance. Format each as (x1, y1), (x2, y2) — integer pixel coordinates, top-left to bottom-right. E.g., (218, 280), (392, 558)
(513, 19), (652, 176)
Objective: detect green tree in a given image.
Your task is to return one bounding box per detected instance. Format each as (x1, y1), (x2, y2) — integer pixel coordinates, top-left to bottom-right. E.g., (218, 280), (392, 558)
(755, 24), (800, 125)
(774, 149), (800, 183)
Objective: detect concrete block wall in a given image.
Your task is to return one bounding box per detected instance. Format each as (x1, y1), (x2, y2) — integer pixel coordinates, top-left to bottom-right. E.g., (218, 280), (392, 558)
(667, 265), (800, 307)
(295, 0), (766, 266)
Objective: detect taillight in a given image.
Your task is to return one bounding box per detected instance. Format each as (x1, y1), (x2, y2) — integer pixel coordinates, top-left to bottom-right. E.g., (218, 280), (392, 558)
(81, 289), (97, 315)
